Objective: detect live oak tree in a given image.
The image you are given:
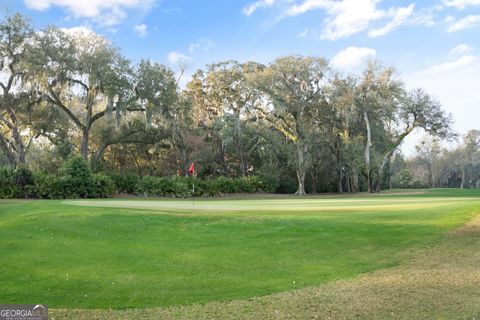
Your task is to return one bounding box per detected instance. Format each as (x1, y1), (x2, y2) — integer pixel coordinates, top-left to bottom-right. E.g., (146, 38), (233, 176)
(355, 62), (403, 193)
(33, 27), (135, 160)
(374, 88), (452, 192)
(250, 56), (329, 195)
(186, 61), (260, 176)
(0, 14), (42, 166)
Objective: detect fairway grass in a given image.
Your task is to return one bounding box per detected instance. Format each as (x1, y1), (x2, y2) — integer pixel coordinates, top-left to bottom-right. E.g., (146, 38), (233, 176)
(1, 189), (480, 315)
(52, 213), (480, 320)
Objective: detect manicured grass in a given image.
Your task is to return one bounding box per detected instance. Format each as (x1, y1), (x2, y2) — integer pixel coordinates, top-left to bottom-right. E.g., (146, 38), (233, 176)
(1, 189), (480, 310)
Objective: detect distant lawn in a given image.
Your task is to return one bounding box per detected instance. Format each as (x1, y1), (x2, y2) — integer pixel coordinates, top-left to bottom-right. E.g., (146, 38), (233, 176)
(1, 189), (480, 309)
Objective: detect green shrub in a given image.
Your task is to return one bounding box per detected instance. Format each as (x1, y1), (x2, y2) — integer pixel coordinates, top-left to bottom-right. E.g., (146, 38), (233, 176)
(14, 166), (35, 198)
(170, 177), (193, 197)
(94, 174), (117, 198)
(58, 155), (95, 198)
(0, 166), (17, 198)
(109, 173), (139, 194)
(411, 180), (430, 189)
(137, 176), (171, 197)
(0, 166), (36, 198)
(236, 177), (257, 193)
(257, 174), (279, 193)
(34, 172), (61, 199)
(277, 175), (298, 194)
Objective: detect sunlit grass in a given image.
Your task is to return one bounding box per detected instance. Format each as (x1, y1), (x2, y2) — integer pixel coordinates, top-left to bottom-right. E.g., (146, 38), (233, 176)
(0, 189), (479, 309)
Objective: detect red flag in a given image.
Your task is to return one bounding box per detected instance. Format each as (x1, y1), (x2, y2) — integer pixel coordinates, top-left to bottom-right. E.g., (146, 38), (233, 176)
(188, 162), (195, 177)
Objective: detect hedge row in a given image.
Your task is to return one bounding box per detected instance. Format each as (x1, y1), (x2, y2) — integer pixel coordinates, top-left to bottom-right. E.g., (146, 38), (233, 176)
(0, 156), (276, 199)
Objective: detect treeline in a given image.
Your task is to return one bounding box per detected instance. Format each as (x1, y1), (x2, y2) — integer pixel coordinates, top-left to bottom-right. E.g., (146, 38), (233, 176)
(390, 132), (480, 189)
(0, 13), (465, 198)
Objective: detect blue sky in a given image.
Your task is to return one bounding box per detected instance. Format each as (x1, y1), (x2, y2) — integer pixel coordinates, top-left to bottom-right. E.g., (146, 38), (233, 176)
(1, 0), (480, 154)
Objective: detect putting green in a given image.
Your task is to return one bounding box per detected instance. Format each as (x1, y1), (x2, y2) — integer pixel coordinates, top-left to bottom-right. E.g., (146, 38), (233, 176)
(63, 197), (476, 214)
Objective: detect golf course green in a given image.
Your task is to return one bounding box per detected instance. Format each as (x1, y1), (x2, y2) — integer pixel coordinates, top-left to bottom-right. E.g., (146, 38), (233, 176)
(1, 189), (479, 311)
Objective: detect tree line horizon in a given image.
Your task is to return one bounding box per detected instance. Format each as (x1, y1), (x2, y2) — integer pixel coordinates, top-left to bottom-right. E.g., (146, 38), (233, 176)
(1, 13), (478, 196)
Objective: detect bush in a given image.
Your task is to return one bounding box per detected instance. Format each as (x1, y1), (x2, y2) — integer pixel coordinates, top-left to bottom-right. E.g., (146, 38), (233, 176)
(34, 172), (61, 199)
(257, 174), (280, 193)
(109, 173), (139, 194)
(94, 174), (116, 198)
(14, 166), (35, 198)
(137, 176), (173, 197)
(411, 180), (430, 189)
(277, 174), (298, 194)
(0, 167), (17, 198)
(0, 166), (36, 198)
(58, 155), (95, 198)
(170, 177), (193, 197)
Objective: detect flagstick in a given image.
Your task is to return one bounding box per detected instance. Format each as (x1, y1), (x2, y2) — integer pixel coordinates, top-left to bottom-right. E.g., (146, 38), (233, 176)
(192, 181), (195, 207)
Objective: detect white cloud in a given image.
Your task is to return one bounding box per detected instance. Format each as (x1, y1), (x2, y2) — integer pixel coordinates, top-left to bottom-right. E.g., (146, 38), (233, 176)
(331, 46), (376, 72)
(422, 55), (478, 74)
(24, 0), (154, 26)
(243, 0), (277, 16)
(450, 43), (473, 55)
(406, 55), (480, 135)
(284, 0), (416, 40)
(188, 38), (214, 54)
(166, 51), (191, 66)
(368, 4), (415, 37)
(134, 24), (147, 37)
(447, 15), (480, 32)
(443, 0), (480, 9)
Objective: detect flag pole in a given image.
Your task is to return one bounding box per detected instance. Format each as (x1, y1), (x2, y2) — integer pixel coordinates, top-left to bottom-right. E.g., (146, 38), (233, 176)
(188, 162), (196, 208)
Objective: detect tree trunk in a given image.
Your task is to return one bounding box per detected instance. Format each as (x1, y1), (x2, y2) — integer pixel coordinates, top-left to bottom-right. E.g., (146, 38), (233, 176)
(338, 169), (343, 193)
(295, 142), (307, 196)
(351, 166), (359, 193)
(460, 166), (465, 189)
(376, 151), (392, 193)
(80, 126), (90, 159)
(311, 169), (318, 194)
(235, 116), (248, 176)
(0, 135), (16, 166)
(295, 170), (306, 196)
(92, 142), (108, 172)
(345, 171), (351, 193)
(363, 111), (373, 193)
(11, 126), (26, 165)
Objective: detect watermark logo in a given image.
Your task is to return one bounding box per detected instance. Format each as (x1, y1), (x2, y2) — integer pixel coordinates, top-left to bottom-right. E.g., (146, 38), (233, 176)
(0, 304), (48, 320)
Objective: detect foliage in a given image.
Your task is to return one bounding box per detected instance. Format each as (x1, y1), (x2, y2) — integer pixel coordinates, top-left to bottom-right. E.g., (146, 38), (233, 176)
(0, 167), (16, 198)
(94, 174), (117, 198)
(34, 172), (61, 199)
(0, 166), (36, 198)
(108, 173), (140, 194)
(57, 155), (95, 198)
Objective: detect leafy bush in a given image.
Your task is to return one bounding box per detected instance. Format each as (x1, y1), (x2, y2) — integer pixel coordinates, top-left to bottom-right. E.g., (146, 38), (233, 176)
(0, 167), (17, 198)
(394, 169), (414, 189)
(257, 174), (280, 193)
(137, 176), (173, 197)
(94, 174), (117, 198)
(14, 166), (35, 198)
(0, 166), (36, 198)
(411, 180), (430, 189)
(34, 172), (61, 199)
(108, 173), (139, 194)
(58, 155), (95, 198)
(277, 174), (297, 194)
